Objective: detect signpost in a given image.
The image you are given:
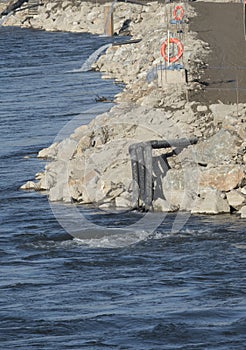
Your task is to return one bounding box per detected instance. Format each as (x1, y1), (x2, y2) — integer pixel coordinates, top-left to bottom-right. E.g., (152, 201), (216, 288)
(244, 0), (246, 40)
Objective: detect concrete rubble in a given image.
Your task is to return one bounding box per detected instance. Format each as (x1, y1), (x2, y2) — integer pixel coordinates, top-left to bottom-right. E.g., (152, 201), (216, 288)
(3, 0), (245, 217)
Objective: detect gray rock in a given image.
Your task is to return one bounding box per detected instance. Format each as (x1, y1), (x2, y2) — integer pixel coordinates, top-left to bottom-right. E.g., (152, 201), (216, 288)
(39, 171), (55, 190)
(179, 129), (239, 166)
(49, 182), (71, 202)
(226, 190), (246, 210)
(241, 187), (246, 195)
(239, 206), (246, 218)
(162, 167), (201, 210)
(20, 180), (39, 190)
(38, 142), (59, 159)
(210, 104), (236, 125)
(56, 138), (77, 161)
(152, 198), (178, 212)
(191, 189), (230, 214)
(115, 195), (131, 208)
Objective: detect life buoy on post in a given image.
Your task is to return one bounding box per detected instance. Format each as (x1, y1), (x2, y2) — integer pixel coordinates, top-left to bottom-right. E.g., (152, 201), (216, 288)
(160, 37), (184, 64)
(173, 5), (184, 21)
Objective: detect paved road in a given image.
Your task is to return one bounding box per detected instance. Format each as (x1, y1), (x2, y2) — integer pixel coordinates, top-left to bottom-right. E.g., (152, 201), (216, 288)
(189, 2), (246, 104)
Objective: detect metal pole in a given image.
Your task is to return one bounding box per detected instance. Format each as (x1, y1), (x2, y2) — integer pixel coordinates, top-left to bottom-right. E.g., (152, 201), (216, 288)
(236, 68), (239, 116)
(244, 0), (246, 40)
(143, 143), (153, 210)
(136, 144), (145, 208)
(129, 144), (139, 208)
(104, 4), (114, 36)
(167, 29), (170, 67)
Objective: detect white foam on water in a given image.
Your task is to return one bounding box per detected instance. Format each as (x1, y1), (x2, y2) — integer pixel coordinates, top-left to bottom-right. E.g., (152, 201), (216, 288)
(232, 243), (246, 250)
(73, 229), (151, 248)
(79, 43), (112, 72)
(64, 43), (112, 73)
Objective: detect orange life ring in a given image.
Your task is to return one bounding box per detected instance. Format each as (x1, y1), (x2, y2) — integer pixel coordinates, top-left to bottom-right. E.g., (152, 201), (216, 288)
(173, 5), (184, 21)
(160, 37), (184, 64)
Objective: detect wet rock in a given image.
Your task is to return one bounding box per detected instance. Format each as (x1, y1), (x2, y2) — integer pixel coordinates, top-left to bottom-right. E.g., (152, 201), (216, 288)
(115, 195), (131, 208)
(115, 193), (132, 208)
(191, 189), (230, 214)
(20, 180), (39, 190)
(152, 198), (178, 212)
(38, 142), (59, 159)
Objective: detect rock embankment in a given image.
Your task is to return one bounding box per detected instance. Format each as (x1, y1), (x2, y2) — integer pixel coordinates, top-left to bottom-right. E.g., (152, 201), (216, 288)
(12, 0), (246, 217)
(2, 0), (144, 34)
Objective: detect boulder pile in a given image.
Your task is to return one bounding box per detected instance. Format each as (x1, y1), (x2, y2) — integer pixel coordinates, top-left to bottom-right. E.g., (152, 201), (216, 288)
(2, 0), (145, 34)
(8, 0), (245, 217)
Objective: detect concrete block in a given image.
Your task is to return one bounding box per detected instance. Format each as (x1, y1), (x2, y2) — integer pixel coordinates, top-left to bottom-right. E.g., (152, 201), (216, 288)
(157, 69), (187, 87)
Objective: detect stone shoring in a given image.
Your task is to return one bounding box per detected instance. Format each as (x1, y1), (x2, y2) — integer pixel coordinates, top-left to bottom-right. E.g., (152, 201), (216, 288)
(3, 0), (245, 217)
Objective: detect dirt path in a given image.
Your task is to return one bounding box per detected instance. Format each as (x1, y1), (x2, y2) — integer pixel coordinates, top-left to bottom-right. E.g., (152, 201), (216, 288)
(189, 2), (246, 104)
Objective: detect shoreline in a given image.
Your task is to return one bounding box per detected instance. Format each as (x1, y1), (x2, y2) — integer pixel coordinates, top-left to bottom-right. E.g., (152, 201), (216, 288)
(2, 0), (245, 217)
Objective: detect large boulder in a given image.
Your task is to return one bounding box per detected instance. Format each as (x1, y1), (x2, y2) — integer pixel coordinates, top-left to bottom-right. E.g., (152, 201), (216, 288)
(210, 103), (237, 126)
(179, 129), (239, 166)
(162, 166), (201, 211)
(191, 189), (230, 214)
(199, 165), (245, 192)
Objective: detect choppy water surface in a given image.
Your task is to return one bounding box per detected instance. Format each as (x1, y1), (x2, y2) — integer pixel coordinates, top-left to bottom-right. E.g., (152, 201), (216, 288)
(0, 26), (245, 349)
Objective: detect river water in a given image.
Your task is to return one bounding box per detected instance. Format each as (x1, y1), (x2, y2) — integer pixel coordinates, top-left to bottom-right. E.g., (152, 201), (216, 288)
(0, 26), (245, 349)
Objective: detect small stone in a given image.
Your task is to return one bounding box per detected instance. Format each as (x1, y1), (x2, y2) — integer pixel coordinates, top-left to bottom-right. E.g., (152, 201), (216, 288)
(197, 105), (208, 112)
(115, 196), (131, 208)
(20, 181), (39, 190)
(38, 142), (59, 159)
(241, 187), (246, 195)
(99, 202), (113, 209)
(239, 206), (246, 218)
(194, 130), (203, 138)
